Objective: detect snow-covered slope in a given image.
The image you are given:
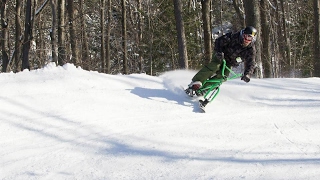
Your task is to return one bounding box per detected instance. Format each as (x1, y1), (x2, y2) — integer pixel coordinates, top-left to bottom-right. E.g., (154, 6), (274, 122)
(1, 63), (319, 179)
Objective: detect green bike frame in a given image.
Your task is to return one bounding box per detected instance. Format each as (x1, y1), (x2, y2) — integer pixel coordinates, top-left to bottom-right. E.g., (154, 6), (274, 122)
(196, 59), (242, 103)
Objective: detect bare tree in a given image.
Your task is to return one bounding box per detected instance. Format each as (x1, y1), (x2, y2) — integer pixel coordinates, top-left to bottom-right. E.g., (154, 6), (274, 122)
(272, 0), (282, 77)
(58, 0), (66, 66)
(67, 0), (79, 65)
(243, 0), (262, 78)
(79, 0), (89, 70)
(0, 0), (316, 77)
(100, 0), (106, 73)
(281, 0), (292, 76)
(50, 0), (58, 64)
(1, 0), (9, 72)
(260, 0), (271, 77)
(314, 0), (320, 77)
(15, 0), (22, 72)
(21, 0), (33, 71)
(106, 0), (111, 73)
(232, 0), (245, 27)
(122, 0), (128, 74)
(136, 0), (144, 73)
(201, 0), (212, 64)
(173, 0), (188, 69)
(126, 1), (150, 73)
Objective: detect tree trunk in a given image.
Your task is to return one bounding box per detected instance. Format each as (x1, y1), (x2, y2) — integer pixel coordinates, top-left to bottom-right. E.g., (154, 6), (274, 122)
(273, 0), (282, 77)
(137, 0), (144, 73)
(122, 0), (128, 74)
(15, 0), (22, 72)
(67, 0), (79, 65)
(280, 0), (292, 77)
(314, 0), (320, 77)
(201, 0), (212, 64)
(22, 0), (32, 71)
(173, 0), (188, 69)
(233, 0), (245, 27)
(100, 0), (106, 73)
(79, 0), (90, 70)
(58, 0), (66, 66)
(50, 0), (58, 64)
(243, 0), (262, 78)
(260, 0), (272, 77)
(106, 0), (111, 74)
(1, 0), (9, 72)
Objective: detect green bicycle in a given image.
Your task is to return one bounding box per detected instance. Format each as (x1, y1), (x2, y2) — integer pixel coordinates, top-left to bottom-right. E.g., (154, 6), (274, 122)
(185, 59), (243, 112)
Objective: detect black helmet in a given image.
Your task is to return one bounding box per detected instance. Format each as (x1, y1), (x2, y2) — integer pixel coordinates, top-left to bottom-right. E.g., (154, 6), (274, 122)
(240, 26), (257, 43)
(243, 26), (257, 36)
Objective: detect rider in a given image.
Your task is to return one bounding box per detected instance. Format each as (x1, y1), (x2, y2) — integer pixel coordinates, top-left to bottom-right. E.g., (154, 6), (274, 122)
(187, 26), (257, 96)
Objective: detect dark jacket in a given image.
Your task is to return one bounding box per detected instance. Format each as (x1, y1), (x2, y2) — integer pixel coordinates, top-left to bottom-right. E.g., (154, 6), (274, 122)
(214, 31), (256, 76)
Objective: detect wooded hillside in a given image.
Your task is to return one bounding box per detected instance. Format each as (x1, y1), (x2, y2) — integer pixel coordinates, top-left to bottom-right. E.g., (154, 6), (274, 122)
(0, 0), (319, 78)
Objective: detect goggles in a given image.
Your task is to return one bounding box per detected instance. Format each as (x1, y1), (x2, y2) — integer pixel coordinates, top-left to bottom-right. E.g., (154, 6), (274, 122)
(243, 34), (254, 41)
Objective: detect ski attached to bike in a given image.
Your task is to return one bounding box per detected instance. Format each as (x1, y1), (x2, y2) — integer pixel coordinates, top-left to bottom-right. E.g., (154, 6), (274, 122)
(185, 85), (220, 113)
(184, 59), (242, 113)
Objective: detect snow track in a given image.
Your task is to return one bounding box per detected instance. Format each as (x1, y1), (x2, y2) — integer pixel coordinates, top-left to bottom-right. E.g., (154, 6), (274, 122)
(0, 64), (319, 179)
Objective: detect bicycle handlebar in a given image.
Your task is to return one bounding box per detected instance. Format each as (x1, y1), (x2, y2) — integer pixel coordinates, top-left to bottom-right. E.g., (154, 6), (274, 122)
(221, 59), (242, 80)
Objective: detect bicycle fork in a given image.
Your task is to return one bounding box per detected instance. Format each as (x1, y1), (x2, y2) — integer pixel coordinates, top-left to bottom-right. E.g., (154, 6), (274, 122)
(199, 85), (220, 107)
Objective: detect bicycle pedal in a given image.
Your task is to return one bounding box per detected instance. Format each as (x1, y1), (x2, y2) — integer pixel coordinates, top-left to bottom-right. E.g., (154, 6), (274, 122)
(185, 88), (195, 97)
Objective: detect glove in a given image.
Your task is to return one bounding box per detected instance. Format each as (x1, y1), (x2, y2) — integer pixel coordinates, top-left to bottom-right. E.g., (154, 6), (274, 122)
(215, 52), (224, 60)
(241, 75), (250, 83)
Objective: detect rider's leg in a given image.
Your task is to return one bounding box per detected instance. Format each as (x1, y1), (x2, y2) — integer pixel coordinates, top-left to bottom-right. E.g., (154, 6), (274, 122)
(191, 56), (221, 84)
(201, 64), (232, 89)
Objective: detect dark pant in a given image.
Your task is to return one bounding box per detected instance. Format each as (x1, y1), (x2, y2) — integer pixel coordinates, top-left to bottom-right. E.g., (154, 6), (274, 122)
(192, 56), (231, 88)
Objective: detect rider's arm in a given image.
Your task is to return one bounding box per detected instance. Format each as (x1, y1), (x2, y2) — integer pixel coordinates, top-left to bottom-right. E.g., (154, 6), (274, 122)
(243, 46), (256, 76)
(214, 32), (232, 53)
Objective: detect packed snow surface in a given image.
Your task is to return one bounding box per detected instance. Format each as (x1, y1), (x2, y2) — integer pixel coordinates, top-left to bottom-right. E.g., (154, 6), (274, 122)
(1, 63), (319, 179)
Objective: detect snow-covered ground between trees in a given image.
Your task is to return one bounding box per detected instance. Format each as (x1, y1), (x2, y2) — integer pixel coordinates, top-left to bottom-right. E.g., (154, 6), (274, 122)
(1, 63), (319, 179)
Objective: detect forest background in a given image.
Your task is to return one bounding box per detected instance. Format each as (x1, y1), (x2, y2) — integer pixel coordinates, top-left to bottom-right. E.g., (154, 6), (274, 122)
(1, 0), (320, 78)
